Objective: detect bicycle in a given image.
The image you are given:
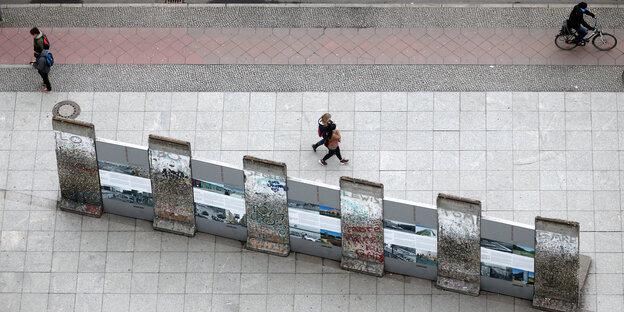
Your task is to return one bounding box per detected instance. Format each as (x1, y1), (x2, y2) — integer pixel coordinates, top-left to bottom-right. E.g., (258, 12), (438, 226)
(555, 17), (617, 51)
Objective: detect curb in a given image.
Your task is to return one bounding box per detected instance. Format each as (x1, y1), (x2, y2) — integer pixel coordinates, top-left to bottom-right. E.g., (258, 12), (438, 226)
(1, 3), (623, 9)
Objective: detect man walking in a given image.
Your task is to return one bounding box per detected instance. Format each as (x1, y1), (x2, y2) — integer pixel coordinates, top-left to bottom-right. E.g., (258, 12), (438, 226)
(32, 46), (52, 92)
(30, 27), (49, 52)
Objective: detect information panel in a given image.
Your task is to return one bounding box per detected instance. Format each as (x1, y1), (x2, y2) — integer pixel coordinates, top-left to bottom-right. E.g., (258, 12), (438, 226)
(533, 217), (580, 312)
(191, 158), (247, 241)
(287, 177), (342, 261)
(383, 199), (438, 279)
(384, 222), (437, 266)
(340, 177), (384, 277)
(243, 156), (290, 256)
(480, 238), (534, 286)
(52, 117), (103, 217)
(436, 193), (481, 296)
(96, 139), (153, 220)
(148, 135), (195, 236)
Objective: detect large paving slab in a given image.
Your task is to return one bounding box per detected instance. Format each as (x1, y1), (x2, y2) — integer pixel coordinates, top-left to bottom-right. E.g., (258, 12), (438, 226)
(0, 91), (622, 311)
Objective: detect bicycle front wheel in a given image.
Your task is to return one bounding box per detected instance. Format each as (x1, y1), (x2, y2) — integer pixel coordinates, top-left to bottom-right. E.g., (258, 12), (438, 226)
(555, 34), (577, 50)
(592, 33), (617, 51)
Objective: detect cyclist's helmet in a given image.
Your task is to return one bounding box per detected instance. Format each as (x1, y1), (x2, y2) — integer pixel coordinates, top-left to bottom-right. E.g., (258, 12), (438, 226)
(578, 2), (588, 9)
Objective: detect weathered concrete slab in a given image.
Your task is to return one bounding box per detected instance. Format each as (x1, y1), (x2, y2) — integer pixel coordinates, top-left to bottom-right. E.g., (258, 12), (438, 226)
(52, 116), (103, 217)
(243, 155), (290, 256)
(148, 135), (196, 236)
(339, 176), (384, 277)
(533, 217), (580, 312)
(436, 193), (481, 296)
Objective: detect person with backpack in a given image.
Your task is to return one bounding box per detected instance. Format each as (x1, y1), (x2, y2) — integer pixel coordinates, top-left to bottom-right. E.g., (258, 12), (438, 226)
(318, 123), (349, 166)
(30, 27), (50, 52)
(32, 46), (52, 92)
(312, 113), (333, 152)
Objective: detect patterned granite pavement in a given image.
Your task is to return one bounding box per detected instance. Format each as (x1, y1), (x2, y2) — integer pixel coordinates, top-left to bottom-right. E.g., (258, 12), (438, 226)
(1, 27), (624, 66)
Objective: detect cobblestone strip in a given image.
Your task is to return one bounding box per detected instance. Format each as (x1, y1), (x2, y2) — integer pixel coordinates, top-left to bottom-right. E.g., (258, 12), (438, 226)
(1, 64), (622, 92)
(2, 6), (624, 29)
(2, 27), (624, 66)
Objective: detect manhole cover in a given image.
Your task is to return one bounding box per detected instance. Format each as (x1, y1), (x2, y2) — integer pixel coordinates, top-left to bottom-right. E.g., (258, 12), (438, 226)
(52, 101), (81, 119)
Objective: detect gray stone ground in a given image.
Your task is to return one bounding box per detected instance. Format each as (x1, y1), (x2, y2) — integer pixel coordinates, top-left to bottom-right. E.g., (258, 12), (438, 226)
(2, 6), (624, 28)
(0, 91), (623, 312)
(1, 65), (624, 92)
(2, 0), (623, 4)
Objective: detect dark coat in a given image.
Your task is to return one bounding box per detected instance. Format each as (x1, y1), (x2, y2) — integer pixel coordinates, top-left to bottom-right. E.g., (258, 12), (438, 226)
(568, 4), (595, 29)
(33, 50), (50, 74)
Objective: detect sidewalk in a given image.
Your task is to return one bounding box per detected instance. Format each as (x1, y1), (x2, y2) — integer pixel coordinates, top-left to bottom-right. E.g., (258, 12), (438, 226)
(2, 27), (624, 66)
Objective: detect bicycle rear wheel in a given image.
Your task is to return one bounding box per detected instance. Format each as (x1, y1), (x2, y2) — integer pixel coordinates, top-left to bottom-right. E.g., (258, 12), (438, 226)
(555, 34), (577, 50)
(592, 33), (617, 51)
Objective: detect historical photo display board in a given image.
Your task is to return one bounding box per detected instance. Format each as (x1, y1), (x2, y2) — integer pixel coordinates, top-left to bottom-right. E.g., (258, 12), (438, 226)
(53, 117), (103, 217)
(243, 156), (290, 256)
(384, 219), (437, 266)
(193, 178), (246, 227)
(288, 199), (341, 247)
(480, 238), (534, 285)
(340, 177), (384, 276)
(436, 194), (481, 296)
(148, 135), (196, 236)
(99, 160), (153, 208)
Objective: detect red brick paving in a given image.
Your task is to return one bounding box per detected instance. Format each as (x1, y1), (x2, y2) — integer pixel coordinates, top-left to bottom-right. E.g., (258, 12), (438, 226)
(1, 27), (623, 65)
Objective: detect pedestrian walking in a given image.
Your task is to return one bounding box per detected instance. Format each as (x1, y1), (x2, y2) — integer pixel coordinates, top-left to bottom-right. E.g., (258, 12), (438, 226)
(318, 123), (349, 166)
(32, 46), (52, 92)
(30, 27), (50, 52)
(312, 113), (333, 152)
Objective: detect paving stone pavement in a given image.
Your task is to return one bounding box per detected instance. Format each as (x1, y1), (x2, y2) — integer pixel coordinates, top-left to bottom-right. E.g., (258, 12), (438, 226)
(2, 27), (624, 66)
(0, 91), (623, 312)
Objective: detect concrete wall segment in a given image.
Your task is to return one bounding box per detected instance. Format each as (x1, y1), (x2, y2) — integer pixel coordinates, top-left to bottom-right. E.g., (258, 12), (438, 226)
(52, 116), (103, 217)
(243, 155), (290, 256)
(436, 193), (481, 296)
(340, 176), (385, 276)
(148, 135), (196, 236)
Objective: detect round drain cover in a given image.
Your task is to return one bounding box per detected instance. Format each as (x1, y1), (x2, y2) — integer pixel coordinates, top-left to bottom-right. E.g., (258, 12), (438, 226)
(52, 101), (81, 119)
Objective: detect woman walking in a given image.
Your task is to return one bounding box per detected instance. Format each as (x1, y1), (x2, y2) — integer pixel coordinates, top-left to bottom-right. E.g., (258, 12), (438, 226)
(318, 123), (349, 166)
(312, 113), (333, 152)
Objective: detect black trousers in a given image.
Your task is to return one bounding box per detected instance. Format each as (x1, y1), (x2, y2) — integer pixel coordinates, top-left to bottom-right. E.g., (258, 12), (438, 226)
(38, 71), (51, 90)
(322, 147), (342, 161)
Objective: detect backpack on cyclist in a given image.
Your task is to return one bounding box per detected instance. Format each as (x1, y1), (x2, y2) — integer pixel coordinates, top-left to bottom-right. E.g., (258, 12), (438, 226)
(42, 34), (50, 50)
(45, 51), (54, 67)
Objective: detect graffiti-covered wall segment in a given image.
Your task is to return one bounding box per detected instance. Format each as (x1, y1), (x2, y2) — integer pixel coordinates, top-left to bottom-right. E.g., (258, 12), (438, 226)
(533, 217), (580, 312)
(148, 135), (196, 236)
(243, 156), (290, 256)
(436, 194), (481, 296)
(53, 117), (103, 217)
(340, 177), (384, 277)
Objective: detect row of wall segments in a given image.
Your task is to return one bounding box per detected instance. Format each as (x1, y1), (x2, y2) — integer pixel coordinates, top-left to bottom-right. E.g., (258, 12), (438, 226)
(52, 116), (583, 310)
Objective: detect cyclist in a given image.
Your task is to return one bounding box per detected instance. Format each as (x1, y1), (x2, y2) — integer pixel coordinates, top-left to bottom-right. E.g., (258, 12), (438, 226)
(568, 2), (596, 45)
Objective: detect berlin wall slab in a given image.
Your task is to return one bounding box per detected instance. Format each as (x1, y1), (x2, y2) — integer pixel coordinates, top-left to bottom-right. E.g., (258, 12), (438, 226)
(148, 135), (196, 236)
(436, 193), (481, 296)
(533, 217), (583, 312)
(243, 156), (290, 256)
(52, 116), (103, 217)
(339, 176), (384, 277)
